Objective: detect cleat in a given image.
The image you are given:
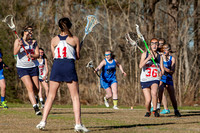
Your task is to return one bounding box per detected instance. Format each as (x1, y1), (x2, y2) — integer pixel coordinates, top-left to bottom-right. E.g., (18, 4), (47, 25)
(144, 112), (151, 117)
(104, 97), (109, 107)
(74, 124), (89, 132)
(160, 109), (170, 114)
(36, 121), (46, 130)
(0, 101), (8, 109)
(34, 105), (42, 115)
(153, 110), (160, 117)
(174, 110), (181, 117)
(113, 106), (119, 110)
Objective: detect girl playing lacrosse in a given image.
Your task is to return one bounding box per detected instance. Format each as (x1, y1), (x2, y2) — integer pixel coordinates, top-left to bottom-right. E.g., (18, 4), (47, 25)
(158, 44), (181, 117)
(14, 26), (41, 115)
(139, 38), (164, 117)
(37, 48), (49, 108)
(95, 50), (126, 109)
(0, 51), (9, 109)
(36, 17), (89, 132)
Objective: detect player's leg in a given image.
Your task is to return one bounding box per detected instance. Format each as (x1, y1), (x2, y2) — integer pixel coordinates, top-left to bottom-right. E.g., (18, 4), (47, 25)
(67, 81), (89, 132)
(111, 82), (118, 109)
(36, 81), (60, 129)
(0, 79), (8, 109)
(151, 83), (160, 117)
(143, 88), (151, 117)
(166, 85), (181, 117)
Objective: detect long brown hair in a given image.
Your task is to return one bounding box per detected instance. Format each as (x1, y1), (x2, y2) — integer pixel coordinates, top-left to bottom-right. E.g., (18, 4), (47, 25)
(58, 17), (73, 37)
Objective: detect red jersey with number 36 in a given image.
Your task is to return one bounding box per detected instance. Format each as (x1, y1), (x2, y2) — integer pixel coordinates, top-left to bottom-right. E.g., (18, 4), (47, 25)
(54, 35), (76, 60)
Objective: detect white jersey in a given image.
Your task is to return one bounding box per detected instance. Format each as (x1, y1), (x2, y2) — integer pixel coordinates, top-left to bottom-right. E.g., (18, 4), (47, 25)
(38, 59), (47, 80)
(140, 52), (161, 82)
(54, 35), (76, 60)
(16, 39), (39, 68)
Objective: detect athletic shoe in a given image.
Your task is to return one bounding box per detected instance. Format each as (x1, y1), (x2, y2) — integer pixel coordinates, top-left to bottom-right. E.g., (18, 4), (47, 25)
(150, 107), (153, 112)
(0, 101), (8, 109)
(104, 97), (109, 107)
(144, 112), (151, 117)
(160, 109), (170, 114)
(153, 110), (160, 117)
(36, 121), (46, 130)
(174, 110), (181, 117)
(34, 105), (42, 115)
(74, 124), (89, 132)
(113, 106), (119, 110)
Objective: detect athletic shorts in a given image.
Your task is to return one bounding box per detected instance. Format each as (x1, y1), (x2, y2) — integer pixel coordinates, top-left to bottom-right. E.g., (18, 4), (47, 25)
(17, 66), (39, 78)
(100, 78), (117, 89)
(50, 58), (78, 82)
(161, 75), (174, 86)
(140, 80), (160, 89)
(0, 69), (4, 80)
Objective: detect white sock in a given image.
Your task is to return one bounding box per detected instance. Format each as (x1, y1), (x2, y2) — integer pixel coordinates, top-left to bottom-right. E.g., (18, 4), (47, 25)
(40, 98), (44, 102)
(151, 101), (153, 107)
(157, 103), (161, 109)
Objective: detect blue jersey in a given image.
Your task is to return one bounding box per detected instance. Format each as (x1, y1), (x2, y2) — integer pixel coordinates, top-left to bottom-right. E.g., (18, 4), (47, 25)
(100, 59), (116, 82)
(161, 56), (173, 85)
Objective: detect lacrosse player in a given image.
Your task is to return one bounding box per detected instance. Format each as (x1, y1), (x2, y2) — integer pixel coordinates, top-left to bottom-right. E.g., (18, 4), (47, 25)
(0, 51), (9, 109)
(95, 50), (126, 109)
(158, 44), (181, 117)
(14, 26), (41, 115)
(139, 38), (164, 117)
(36, 17), (89, 132)
(37, 48), (49, 109)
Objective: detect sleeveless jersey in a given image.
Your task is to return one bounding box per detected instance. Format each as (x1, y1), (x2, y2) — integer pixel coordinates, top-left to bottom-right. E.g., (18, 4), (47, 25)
(101, 59), (116, 81)
(16, 38), (39, 68)
(140, 52), (161, 82)
(54, 35), (76, 60)
(161, 55), (173, 80)
(38, 58), (47, 80)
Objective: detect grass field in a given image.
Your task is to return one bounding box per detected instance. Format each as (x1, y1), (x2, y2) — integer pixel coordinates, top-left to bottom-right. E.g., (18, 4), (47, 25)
(1, 104), (200, 133)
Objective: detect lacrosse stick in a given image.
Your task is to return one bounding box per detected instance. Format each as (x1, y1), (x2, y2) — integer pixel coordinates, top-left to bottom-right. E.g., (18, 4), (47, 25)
(86, 60), (100, 77)
(135, 24), (157, 66)
(2, 15), (30, 61)
(125, 32), (144, 53)
(80, 15), (99, 48)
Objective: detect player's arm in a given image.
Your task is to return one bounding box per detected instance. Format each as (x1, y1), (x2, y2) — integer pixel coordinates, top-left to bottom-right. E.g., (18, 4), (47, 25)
(139, 51), (151, 68)
(74, 36), (80, 60)
(44, 58), (49, 77)
(51, 38), (56, 58)
(164, 56), (175, 75)
(115, 59), (126, 76)
(14, 39), (22, 55)
(29, 40), (39, 59)
(95, 60), (106, 72)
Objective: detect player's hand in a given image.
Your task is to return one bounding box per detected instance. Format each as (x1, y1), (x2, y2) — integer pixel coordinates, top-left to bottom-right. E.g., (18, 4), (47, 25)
(122, 72), (127, 76)
(147, 53), (153, 60)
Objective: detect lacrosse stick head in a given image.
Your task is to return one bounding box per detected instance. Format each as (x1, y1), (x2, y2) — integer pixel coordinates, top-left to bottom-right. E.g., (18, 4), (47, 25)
(85, 15), (99, 35)
(125, 32), (138, 47)
(135, 24), (144, 41)
(86, 60), (94, 68)
(2, 15), (16, 31)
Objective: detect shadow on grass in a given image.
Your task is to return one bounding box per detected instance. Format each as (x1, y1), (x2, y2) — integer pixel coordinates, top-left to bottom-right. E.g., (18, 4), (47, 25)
(165, 110), (200, 117)
(89, 122), (175, 131)
(51, 111), (114, 115)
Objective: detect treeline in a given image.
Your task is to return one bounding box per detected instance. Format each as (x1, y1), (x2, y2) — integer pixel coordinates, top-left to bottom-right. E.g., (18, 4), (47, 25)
(0, 0), (199, 106)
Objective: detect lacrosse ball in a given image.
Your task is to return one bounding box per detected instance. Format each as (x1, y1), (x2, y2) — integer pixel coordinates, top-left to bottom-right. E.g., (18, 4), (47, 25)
(131, 106), (133, 110)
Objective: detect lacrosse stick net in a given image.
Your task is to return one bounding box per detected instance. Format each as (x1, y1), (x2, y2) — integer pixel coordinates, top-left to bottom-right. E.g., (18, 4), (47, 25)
(83, 15), (99, 41)
(135, 24), (157, 66)
(125, 32), (144, 53)
(2, 15), (30, 61)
